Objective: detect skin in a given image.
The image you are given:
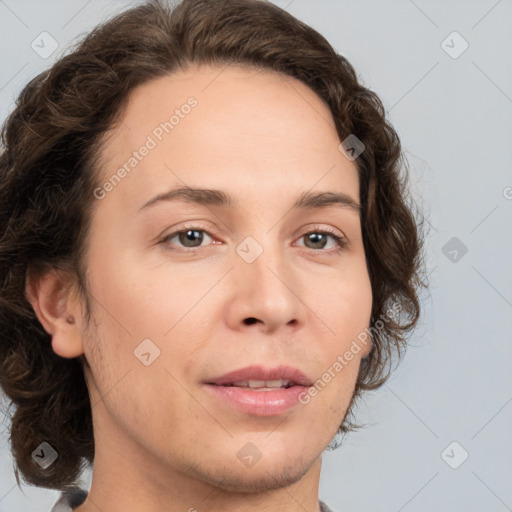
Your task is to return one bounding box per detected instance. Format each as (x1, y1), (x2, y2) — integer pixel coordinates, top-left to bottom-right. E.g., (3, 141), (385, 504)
(27, 64), (372, 512)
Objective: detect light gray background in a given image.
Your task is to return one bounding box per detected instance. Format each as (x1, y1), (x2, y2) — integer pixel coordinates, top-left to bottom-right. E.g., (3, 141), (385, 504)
(1, 1), (511, 511)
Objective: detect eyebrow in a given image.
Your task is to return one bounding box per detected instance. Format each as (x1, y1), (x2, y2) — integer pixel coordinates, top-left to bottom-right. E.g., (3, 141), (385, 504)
(138, 187), (361, 213)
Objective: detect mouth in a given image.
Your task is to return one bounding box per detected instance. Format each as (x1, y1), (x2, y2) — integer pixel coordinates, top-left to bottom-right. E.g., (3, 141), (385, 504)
(205, 364), (313, 388)
(203, 365), (313, 416)
(209, 378), (297, 390)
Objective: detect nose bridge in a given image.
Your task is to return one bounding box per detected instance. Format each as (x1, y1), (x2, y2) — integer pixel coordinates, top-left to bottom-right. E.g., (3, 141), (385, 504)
(229, 232), (304, 331)
(236, 231), (286, 290)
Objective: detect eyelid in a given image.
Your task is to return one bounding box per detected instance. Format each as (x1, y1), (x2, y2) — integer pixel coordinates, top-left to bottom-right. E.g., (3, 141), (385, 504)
(294, 223), (346, 241)
(157, 221), (220, 241)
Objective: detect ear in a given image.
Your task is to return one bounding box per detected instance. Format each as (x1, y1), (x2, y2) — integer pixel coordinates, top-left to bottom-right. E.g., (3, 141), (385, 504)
(359, 335), (372, 359)
(25, 267), (85, 359)
(358, 323), (373, 360)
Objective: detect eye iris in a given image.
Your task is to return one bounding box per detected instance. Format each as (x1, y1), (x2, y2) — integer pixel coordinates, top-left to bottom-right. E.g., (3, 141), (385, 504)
(179, 229), (203, 247)
(305, 233), (327, 249)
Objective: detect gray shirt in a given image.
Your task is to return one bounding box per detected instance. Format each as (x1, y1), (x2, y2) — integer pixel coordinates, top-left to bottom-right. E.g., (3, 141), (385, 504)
(50, 489), (336, 511)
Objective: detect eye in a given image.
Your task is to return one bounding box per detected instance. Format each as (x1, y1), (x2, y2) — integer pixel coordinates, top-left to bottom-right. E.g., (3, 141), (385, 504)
(158, 225), (348, 254)
(159, 227), (216, 252)
(296, 227), (348, 254)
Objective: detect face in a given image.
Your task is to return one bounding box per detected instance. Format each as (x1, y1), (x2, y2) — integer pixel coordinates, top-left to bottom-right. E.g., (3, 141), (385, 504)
(78, 64), (372, 493)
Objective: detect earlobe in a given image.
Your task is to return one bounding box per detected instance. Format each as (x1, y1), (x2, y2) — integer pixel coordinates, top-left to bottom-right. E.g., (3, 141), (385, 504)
(360, 337), (372, 359)
(358, 326), (373, 360)
(25, 268), (85, 359)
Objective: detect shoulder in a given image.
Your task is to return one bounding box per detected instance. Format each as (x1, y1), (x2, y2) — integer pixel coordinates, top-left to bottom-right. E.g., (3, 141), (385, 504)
(319, 499), (337, 512)
(50, 488), (88, 512)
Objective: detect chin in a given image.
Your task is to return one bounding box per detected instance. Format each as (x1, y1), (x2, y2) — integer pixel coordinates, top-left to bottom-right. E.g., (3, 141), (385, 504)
(198, 466), (311, 494)
(187, 454), (316, 494)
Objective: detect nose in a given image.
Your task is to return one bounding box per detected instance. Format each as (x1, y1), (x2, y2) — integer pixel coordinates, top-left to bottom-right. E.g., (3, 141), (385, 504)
(224, 242), (307, 334)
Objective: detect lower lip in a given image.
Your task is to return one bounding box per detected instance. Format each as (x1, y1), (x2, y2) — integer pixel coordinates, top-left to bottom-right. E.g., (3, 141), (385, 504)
(204, 384), (310, 416)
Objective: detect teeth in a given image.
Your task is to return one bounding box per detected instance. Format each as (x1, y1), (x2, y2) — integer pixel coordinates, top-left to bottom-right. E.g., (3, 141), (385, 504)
(229, 379), (291, 389)
(264, 379), (286, 388)
(248, 380), (266, 388)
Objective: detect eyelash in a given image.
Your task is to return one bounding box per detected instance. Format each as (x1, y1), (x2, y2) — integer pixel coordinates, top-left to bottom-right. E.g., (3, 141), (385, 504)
(157, 224), (348, 255)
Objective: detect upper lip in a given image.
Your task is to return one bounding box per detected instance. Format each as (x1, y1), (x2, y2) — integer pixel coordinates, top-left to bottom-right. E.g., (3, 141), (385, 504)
(205, 365), (313, 387)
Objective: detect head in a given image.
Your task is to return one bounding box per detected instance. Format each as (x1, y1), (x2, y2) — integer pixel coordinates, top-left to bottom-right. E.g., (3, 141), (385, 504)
(0, 0), (426, 494)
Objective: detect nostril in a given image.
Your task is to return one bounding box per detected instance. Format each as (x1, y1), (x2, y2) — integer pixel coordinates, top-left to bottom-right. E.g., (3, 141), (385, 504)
(244, 317), (258, 325)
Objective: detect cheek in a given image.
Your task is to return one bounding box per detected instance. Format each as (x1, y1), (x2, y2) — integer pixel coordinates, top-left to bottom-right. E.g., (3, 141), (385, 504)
(310, 260), (373, 395)
(85, 246), (207, 338)
(81, 249), (216, 397)
(80, 298), (195, 442)
(322, 258), (372, 339)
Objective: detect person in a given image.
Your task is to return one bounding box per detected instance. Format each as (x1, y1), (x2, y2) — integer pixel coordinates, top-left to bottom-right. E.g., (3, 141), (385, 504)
(0, 0), (426, 511)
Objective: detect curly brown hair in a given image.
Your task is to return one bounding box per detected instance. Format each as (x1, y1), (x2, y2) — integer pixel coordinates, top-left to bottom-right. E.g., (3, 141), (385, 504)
(0, 0), (427, 493)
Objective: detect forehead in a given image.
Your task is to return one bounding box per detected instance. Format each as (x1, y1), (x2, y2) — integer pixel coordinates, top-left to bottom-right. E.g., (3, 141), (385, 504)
(96, 64), (359, 211)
